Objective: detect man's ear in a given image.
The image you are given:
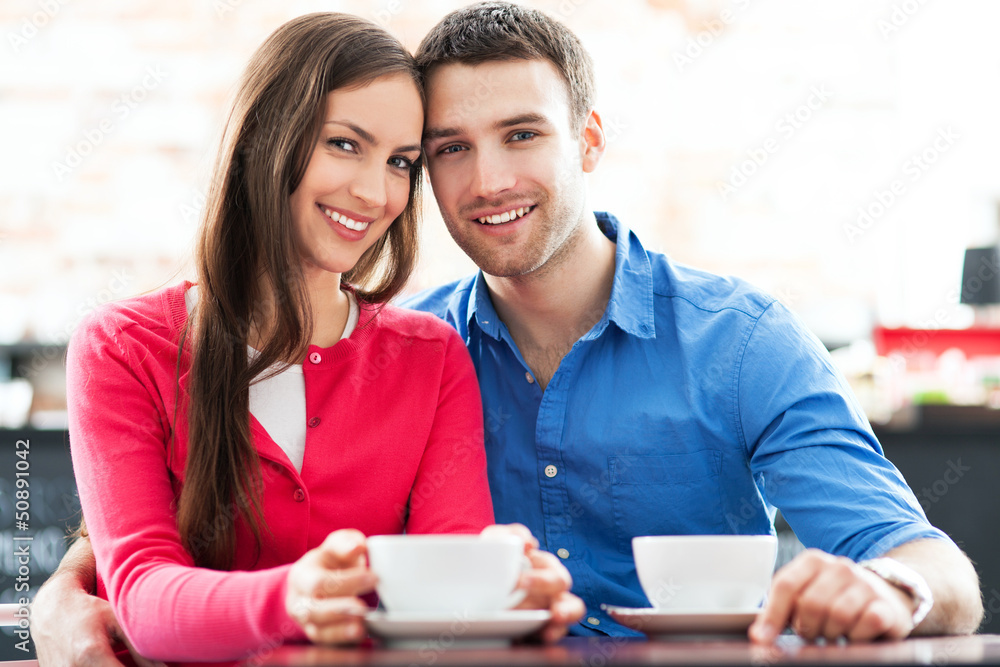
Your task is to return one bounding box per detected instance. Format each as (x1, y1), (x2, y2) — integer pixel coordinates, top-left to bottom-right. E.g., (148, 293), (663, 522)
(580, 109), (606, 173)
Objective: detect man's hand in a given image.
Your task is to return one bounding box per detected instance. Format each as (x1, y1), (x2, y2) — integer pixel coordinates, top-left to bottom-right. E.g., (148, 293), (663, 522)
(32, 572), (164, 667)
(749, 549), (916, 643)
(285, 529), (377, 645)
(481, 524), (585, 643)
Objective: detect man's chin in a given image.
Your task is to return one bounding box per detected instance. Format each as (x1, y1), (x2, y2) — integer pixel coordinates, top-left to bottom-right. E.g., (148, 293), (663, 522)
(465, 248), (539, 280)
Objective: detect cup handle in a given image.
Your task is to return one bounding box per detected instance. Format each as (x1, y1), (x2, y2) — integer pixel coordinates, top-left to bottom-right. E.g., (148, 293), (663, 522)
(503, 555), (533, 609)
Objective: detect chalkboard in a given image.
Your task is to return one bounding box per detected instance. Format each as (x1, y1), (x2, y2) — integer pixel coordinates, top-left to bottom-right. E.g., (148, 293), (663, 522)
(0, 429), (79, 661)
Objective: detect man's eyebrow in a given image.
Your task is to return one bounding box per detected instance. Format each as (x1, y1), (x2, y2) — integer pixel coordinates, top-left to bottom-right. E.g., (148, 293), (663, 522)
(493, 113), (548, 130)
(423, 113), (551, 144)
(423, 126), (462, 143)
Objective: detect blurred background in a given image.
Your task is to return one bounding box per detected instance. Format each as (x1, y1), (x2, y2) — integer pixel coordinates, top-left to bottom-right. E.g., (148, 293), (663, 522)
(1, 0), (999, 654)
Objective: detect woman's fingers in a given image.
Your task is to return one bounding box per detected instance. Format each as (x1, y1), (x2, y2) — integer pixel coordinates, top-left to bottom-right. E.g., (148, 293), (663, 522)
(545, 592), (586, 641)
(288, 530), (377, 601)
(294, 596), (369, 626)
(286, 530), (378, 644)
(290, 559), (377, 599)
(317, 529), (369, 569)
(517, 549), (573, 604)
(506, 546), (583, 644)
(302, 598), (368, 644)
(481, 523), (540, 552)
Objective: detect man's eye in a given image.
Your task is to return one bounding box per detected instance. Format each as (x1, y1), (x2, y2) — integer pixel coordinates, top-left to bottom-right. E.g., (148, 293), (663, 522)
(439, 145), (466, 155)
(511, 131), (536, 141)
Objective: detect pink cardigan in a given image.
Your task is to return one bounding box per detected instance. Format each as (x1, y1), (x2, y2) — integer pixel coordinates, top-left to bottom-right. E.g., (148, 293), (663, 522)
(66, 282), (494, 663)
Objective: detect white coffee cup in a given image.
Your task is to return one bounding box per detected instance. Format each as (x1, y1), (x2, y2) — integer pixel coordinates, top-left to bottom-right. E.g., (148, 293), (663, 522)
(367, 534), (527, 614)
(632, 535), (777, 610)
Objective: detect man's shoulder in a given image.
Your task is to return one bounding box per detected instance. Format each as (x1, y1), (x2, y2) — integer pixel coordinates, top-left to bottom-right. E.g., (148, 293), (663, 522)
(398, 275), (477, 320)
(648, 253), (776, 321)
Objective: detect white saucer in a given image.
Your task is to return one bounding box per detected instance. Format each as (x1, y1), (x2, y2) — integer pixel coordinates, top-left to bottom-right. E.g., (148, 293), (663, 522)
(365, 609), (551, 648)
(603, 605), (760, 637)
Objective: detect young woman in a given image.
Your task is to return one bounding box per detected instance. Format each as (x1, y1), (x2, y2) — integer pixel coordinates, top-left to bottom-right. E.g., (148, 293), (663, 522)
(56, 13), (577, 664)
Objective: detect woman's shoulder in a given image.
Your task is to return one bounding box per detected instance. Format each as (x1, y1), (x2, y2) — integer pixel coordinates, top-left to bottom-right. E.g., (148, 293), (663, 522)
(366, 302), (462, 345)
(71, 281), (192, 350)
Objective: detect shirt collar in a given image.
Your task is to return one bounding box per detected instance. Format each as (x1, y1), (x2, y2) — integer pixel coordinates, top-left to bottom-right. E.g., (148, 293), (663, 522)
(467, 271), (504, 340)
(466, 212), (656, 341)
(596, 212), (655, 339)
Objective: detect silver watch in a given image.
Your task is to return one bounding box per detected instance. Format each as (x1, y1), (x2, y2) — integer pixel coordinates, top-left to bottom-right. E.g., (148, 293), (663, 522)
(858, 557), (934, 627)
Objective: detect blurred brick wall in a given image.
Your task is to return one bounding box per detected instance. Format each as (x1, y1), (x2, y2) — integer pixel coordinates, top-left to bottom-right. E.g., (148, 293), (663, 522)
(2, 0), (999, 347)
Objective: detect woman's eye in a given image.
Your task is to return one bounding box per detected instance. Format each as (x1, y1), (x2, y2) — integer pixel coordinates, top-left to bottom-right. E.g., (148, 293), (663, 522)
(327, 138), (357, 153)
(389, 156), (414, 170)
(511, 131), (536, 141)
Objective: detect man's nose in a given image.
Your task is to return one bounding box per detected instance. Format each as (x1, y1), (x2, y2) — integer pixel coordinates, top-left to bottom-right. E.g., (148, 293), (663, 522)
(469, 148), (516, 199)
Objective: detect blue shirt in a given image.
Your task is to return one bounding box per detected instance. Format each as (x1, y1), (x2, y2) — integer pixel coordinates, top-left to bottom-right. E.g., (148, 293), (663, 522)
(401, 212), (946, 637)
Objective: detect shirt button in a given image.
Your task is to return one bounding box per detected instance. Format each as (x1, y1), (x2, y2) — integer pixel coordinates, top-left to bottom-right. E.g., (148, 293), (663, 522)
(544, 465), (558, 478)
(525, 372), (535, 384)
(556, 548), (570, 559)
(308, 352), (322, 364)
(587, 617), (600, 626)
(307, 417), (321, 428)
(293, 488), (306, 502)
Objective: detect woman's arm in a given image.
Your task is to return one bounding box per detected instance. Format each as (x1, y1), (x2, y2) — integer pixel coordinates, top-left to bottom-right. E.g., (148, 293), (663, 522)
(66, 308), (306, 662)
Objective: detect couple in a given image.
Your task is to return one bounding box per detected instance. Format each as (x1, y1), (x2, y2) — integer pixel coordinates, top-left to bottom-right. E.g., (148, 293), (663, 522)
(35, 2), (982, 664)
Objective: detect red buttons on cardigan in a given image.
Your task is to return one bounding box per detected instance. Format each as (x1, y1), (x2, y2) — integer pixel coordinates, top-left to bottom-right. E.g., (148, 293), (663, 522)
(308, 352), (322, 364)
(308, 417), (321, 428)
(293, 488), (306, 502)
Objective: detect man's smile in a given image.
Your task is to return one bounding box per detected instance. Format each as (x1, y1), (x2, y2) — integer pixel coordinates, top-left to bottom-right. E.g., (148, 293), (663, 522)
(473, 204), (536, 225)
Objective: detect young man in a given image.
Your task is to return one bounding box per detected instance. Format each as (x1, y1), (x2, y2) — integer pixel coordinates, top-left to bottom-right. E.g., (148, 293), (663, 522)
(32, 2), (982, 662)
(403, 0), (981, 643)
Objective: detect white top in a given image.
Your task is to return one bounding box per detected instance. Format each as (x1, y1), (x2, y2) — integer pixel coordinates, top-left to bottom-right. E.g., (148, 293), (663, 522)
(184, 285), (358, 472)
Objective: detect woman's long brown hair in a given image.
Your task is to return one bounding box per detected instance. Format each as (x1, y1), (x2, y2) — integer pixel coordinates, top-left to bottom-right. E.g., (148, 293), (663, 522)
(179, 13), (422, 570)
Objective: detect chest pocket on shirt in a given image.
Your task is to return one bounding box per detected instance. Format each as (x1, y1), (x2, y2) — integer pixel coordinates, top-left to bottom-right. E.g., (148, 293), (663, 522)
(609, 451), (726, 554)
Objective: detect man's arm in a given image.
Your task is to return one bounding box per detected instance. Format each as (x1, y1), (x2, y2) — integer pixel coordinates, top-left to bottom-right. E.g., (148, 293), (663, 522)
(750, 538), (983, 643)
(887, 537), (982, 635)
(32, 537), (162, 667)
(736, 301), (982, 642)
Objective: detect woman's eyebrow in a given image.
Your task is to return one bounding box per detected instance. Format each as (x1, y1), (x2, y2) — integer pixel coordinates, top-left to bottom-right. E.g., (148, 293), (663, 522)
(325, 120), (376, 145)
(325, 119), (420, 153)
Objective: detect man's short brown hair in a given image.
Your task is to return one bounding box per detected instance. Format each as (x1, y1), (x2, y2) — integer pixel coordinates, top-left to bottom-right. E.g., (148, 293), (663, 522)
(415, 1), (595, 125)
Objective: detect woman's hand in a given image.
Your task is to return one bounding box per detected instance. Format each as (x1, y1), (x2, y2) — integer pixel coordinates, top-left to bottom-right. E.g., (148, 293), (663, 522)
(285, 529), (377, 645)
(481, 524), (585, 643)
